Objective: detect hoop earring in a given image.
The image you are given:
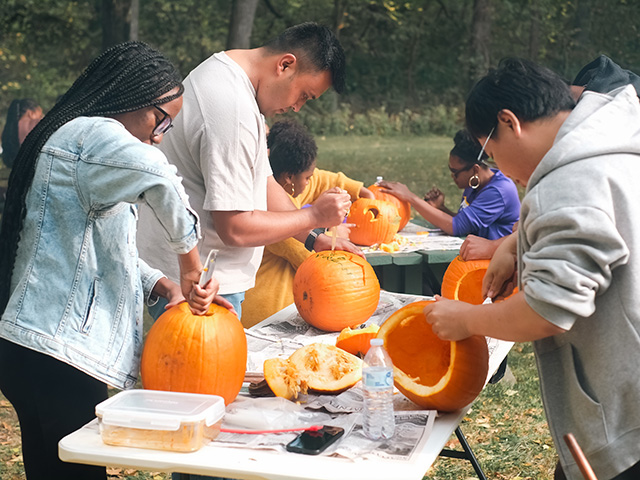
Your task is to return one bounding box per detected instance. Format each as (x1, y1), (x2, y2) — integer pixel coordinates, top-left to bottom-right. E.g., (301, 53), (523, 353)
(469, 175), (480, 189)
(288, 183), (295, 196)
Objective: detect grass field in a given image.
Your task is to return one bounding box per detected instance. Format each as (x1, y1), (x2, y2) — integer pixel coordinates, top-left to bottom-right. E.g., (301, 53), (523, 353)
(0, 135), (555, 479)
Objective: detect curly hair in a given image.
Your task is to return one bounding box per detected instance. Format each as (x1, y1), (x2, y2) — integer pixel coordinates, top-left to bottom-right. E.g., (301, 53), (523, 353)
(449, 129), (488, 168)
(0, 41), (184, 312)
(267, 120), (317, 178)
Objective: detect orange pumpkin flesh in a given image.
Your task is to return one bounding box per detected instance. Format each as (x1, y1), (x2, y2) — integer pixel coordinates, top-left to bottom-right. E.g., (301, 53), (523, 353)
(335, 324), (380, 356)
(377, 301), (489, 412)
(368, 184), (412, 230)
(141, 302), (247, 405)
(347, 198), (401, 246)
(293, 250), (380, 332)
(264, 343), (362, 400)
(441, 256), (490, 305)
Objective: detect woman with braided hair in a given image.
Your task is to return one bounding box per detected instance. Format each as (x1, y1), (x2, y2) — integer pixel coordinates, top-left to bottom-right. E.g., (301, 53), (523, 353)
(0, 42), (224, 479)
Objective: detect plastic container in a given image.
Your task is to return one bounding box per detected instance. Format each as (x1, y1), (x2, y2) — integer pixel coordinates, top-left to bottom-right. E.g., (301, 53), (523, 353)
(375, 176), (384, 185)
(95, 390), (225, 452)
(362, 338), (395, 440)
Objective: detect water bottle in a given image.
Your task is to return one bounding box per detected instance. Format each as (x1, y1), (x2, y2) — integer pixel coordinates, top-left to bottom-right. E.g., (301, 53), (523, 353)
(362, 338), (395, 440)
(375, 176), (383, 185)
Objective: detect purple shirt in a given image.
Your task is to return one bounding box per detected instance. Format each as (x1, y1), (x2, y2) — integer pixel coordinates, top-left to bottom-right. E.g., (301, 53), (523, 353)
(452, 169), (520, 240)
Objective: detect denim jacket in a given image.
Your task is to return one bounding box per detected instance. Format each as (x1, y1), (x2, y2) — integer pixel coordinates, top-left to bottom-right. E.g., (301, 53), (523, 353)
(0, 117), (200, 389)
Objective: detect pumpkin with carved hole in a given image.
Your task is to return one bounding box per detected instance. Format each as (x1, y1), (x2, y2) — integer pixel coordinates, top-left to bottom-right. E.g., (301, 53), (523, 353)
(347, 198), (401, 246)
(368, 184), (412, 230)
(141, 302), (247, 405)
(377, 300), (489, 412)
(335, 324), (380, 357)
(441, 256), (517, 304)
(293, 250), (380, 332)
(263, 343), (362, 400)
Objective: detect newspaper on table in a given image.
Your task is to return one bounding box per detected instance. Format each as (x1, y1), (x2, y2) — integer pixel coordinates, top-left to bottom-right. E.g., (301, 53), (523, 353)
(360, 221), (465, 254)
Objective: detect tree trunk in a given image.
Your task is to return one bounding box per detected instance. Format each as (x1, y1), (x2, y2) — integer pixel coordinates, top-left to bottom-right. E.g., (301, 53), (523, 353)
(129, 0), (139, 41)
(101, 0), (132, 51)
(528, 0), (540, 60)
(226, 0), (260, 49)
(468, 0), (492, 87)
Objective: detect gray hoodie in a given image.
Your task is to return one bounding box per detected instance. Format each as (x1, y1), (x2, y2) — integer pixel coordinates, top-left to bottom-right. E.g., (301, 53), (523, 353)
(518, 85), (640, 479)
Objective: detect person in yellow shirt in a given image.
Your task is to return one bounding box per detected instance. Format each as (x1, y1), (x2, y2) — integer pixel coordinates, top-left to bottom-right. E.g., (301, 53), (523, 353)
(241, 120), (373, 327)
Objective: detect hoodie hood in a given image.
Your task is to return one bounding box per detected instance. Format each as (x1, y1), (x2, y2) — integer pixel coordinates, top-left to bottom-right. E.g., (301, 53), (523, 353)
(527, 84), (640, 194)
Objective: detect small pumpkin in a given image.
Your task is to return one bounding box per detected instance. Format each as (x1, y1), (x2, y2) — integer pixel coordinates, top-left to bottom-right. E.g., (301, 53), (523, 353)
(141, 302), (247, 405)
(368, 184), (412, 230)
(377, 301), (489, 412)
(335, 324), (380, 357)
(347, 198), (401, 246)
(263, 343), (362, 400)
(441, 256), (517, 304)
(293, 250), (380, 332)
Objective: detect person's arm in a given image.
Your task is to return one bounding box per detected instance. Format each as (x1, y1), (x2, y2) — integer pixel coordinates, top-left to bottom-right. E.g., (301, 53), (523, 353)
(379, 181), (454, 234)
(459, 234), (509, 261)
(423, 292), (566, 342)
(359, 186), (375, 199)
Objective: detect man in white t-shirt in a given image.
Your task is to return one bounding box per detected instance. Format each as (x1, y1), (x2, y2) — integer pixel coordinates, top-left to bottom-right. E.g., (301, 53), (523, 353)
(138, 23), (358, 320)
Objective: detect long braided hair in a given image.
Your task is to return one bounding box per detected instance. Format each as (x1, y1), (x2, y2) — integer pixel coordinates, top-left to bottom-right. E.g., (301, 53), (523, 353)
(0, 41), (184, 313)
(1, 98), (41, 168)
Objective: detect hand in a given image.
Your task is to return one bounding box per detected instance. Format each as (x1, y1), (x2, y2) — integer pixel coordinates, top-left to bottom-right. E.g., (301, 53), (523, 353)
(483, 235), (518, 300)
(460, 235), (500, 261)
(309, 187), (352, 228)
(378, 180), (414, 202)
(313, 233), (364, 258)
(358, 187), (376, 199)
(423, 187), (445, 209)
(212, 295), (238, 317)
(423, 296), (474, 341)
(181, 271), (220, 316)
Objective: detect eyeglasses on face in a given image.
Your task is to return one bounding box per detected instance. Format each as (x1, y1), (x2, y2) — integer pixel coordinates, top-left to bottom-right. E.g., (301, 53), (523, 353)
(153, 105), (173, 137)
(448, 164), (474, 178)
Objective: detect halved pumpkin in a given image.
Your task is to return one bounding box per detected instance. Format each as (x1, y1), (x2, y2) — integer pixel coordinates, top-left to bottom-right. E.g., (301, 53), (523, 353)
(441, 255), (517, 304)
(335, 324), (380, 357)
(263, 343), (362, 400)
(377, 301), (489, 412)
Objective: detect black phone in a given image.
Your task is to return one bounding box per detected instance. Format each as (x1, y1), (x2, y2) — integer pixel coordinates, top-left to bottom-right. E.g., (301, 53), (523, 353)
(285, 426), (345, 455)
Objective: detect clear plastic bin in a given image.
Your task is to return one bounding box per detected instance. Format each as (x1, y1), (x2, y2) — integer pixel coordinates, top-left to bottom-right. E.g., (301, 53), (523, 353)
(95, 389), (225, 452)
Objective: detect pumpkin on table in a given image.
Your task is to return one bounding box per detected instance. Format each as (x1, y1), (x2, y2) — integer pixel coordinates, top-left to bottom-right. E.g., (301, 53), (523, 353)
(335, 324), (380, 357)
(377, 300), (489, 412)
(347, 197), (401, 246)
(368, 184), (412, 230)
(441, 255), (517, 304)
(293, 250), (380, 332)
(140, 302), (247, 405)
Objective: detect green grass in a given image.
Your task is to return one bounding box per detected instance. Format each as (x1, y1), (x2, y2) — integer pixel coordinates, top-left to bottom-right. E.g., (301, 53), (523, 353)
(0, 135), (554, 479)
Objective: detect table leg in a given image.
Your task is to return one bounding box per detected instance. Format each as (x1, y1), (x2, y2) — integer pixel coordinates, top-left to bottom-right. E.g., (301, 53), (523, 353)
(438, 426), (488, 480)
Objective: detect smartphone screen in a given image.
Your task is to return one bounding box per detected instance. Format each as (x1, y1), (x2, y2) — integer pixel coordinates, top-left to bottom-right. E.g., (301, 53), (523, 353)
(285, 426), (345, 455)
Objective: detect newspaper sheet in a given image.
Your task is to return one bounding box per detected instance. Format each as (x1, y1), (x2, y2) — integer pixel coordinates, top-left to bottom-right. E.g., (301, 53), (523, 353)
(360, 222), (464, 254)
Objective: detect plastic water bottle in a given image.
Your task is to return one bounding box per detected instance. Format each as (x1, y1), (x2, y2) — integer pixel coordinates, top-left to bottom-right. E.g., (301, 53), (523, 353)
(375, 176), (383, 185)
(362, 338), (395, 440)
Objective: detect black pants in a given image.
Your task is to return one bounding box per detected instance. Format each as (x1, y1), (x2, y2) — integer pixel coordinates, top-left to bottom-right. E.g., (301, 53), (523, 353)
(0, 338), (108, 480)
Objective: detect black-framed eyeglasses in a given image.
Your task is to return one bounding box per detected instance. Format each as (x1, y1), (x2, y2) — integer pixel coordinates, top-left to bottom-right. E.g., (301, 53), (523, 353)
(152, 105), (173, 137)
(448, 164), (474, 178)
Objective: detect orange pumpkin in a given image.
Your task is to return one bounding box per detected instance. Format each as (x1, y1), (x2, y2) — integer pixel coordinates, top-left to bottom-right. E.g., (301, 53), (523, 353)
(335, 324), (380, 356)
(441, 255), (517, 304)
(293, 250), (380, 332)
(140, 302), (247, 405)
(368, 184), (412, 230)
(264, 343), (362, 400)
(347, 198), (401, 246)
(377, 301), (489, 412)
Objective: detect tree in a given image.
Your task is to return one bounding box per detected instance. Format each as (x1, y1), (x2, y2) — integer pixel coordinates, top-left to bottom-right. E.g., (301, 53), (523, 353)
(469, 0), (492, 85)
(101, 0), (132, 50)
(227, 0), (260, 49)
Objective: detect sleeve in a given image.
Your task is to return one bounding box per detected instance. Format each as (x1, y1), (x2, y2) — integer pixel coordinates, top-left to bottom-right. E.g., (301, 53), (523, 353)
(520, 205), (629, 330)
(297, 169), (364, 206)
(265, 237), (312, 271)
(451, 185), (506, 236)
(78, 123), (200, 255)
(138, 258), (165, 306)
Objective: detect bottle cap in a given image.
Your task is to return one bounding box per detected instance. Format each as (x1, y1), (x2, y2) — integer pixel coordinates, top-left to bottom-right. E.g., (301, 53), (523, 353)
(376, 176), (383, 183)
(370, 338), (383, 346)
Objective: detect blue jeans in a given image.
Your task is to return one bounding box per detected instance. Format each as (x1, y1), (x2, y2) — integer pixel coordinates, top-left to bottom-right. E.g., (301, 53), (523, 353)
(151, 292), (245, 480)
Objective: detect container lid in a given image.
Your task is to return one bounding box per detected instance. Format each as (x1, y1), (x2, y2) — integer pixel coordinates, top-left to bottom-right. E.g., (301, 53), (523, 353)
(95, 390), (225, 431)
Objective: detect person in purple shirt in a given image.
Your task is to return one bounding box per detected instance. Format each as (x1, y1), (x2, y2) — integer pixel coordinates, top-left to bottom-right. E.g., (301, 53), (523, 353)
(379, 129), (520, 240)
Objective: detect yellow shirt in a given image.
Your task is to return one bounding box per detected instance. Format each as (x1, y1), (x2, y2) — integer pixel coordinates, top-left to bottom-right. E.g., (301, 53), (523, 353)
(241, 169), (365, 328)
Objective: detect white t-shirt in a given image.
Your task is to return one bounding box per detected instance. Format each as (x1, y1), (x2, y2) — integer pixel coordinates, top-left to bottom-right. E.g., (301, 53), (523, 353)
(138, 52), (271, 295)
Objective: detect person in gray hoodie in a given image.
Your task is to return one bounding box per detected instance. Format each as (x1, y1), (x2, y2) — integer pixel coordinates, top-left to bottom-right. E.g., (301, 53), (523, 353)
(423, 58), (640, 480)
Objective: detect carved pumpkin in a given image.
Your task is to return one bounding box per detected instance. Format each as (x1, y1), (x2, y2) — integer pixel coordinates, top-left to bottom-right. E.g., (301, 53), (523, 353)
(441, 256), (517, 304)
(347, 198), (401, 246)
(141, 302), (247, 405)
(368, 184), (412, 230)
(293, 250), (380, 332)
(377, 301), (489, 412)
(335, 324), (380, 357)
(263, 343), (362, 400)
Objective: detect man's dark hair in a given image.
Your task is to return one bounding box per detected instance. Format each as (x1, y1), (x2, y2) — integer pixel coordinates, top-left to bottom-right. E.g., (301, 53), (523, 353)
(263, 22), (346, 94)
(450, 129), (488, 168)
(465, 58), (576, 138)
(1, 98), (41, 169)
(267, 120), (317, 177)
(0, 41), (184, 312)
